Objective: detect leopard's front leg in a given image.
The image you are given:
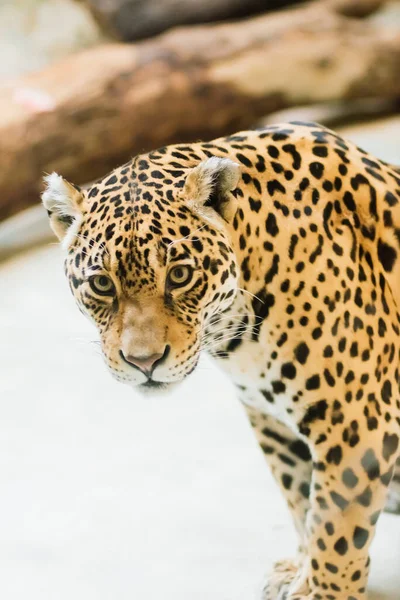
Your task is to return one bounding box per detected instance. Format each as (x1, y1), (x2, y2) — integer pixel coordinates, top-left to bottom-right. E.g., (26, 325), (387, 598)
(245, 405), (312, 544)
(243, 404), (313, 597)
(268, 405), (399, 600)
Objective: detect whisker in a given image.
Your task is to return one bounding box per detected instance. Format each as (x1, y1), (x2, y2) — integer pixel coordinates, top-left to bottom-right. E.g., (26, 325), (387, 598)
(199, 313), (263, 339)
(204, 313), (263, 326)
(74, 233), (111, 267)
(202, 323), (249, 338)
(196, 314), (253, 335)
(167, 223), (207, 248)
(201, 329), (249, 351)
(237, 287), (265, 305)
(201, 338), (244, 353)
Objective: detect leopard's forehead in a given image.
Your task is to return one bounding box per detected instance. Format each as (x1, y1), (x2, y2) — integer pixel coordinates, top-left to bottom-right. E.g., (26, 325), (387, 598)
(82, 158), (184, 243)
(82, 148), (200, 226)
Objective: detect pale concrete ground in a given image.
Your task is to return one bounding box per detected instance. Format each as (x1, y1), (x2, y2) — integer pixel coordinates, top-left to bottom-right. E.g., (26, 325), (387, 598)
(1, 118), (400, 600)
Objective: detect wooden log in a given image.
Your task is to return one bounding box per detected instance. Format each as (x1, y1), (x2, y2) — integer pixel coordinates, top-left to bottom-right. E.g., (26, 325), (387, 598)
(328, 0), (387, 17)
(84, 0), (305, 42)
(0, 0), (398, 221)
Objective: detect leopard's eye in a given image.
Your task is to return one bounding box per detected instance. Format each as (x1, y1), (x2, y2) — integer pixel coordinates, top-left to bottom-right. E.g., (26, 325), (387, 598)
(167, 265), (193, 288)
(89, 274), (115, 296)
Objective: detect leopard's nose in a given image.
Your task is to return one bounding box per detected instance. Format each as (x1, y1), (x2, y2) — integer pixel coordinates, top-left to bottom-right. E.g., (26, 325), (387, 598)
(120, 345), (170, 375)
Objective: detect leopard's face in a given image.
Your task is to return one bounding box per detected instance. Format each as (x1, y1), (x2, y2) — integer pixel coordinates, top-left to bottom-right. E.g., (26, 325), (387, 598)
(66, 199), (238, 392)
(43, 155), (240, 393)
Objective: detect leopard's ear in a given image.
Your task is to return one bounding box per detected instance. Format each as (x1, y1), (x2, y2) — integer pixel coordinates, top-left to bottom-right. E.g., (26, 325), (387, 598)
(41, 173), (85, 244)
(183, 157), (240, 223)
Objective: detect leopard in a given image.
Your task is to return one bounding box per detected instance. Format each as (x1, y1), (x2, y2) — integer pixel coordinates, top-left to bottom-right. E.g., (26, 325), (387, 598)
(42, 122), (400, 600)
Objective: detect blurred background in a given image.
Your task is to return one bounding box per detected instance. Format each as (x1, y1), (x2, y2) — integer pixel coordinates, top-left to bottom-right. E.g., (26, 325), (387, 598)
(1, 1), (400, 599)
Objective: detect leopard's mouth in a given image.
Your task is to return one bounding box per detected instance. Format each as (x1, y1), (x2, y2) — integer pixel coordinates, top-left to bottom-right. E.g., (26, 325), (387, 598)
(135, 358), (200, 394)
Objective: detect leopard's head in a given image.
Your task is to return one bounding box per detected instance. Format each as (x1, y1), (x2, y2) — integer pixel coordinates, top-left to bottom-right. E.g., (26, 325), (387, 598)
(42, 154), (240, 393)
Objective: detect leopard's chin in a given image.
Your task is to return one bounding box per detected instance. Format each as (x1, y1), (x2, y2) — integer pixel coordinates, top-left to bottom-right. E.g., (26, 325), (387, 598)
(134, 379), (182, 397)
(141, 379), (168, 391)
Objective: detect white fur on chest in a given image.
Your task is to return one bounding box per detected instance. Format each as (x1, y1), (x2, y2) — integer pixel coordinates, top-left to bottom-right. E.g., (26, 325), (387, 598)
(210, 339), (301, 429)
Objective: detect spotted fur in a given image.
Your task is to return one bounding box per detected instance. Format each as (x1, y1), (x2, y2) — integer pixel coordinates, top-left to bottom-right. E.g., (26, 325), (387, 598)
(43, 123), (400, 599)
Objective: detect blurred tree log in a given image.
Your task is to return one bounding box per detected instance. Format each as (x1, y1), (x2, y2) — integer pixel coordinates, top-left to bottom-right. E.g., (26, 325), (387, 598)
(329, 0), (387, 17)
(0, 0), (398, 220)
(84, 0), (305, 42)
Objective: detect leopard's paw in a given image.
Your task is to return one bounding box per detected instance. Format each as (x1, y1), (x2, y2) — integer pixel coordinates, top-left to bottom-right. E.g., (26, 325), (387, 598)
(261, 559), (298, 600)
